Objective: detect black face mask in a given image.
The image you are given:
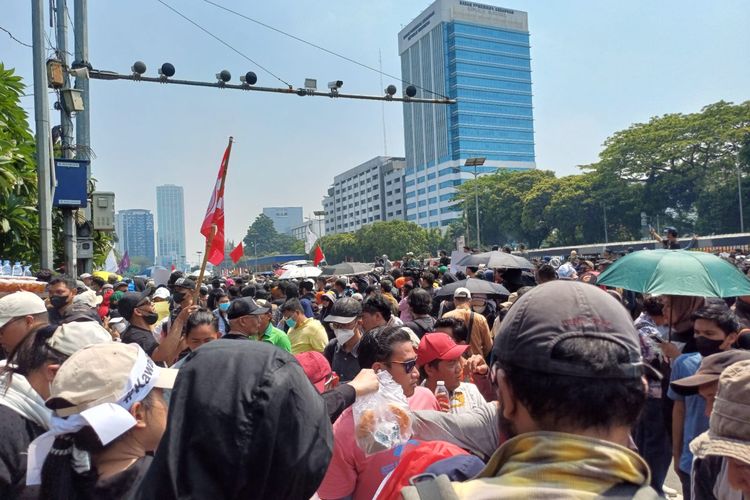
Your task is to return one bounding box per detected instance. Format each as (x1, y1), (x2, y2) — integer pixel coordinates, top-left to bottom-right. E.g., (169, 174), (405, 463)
(695, 336), (724, 357)
(142, 311), (159, 325)
(173, 292), (186, 303)
(50, 295), (69, 310)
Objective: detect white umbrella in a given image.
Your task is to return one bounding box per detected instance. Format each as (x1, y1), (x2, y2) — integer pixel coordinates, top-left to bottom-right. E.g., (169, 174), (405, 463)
(278, 266), (322, 280)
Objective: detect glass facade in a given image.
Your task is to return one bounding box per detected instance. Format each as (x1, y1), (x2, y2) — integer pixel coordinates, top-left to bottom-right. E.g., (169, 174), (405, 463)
(156, 185), (186, 268)
(116, 209), (155, 266)
(399, 0), (535, 228)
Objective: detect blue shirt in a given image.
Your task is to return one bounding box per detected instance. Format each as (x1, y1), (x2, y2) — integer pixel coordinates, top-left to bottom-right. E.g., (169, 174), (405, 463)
(668, 352), (710, 473)
(299, 297), (314, 318)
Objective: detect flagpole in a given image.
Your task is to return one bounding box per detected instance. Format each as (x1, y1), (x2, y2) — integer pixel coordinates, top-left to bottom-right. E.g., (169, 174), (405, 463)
(194, 136), (234, 299)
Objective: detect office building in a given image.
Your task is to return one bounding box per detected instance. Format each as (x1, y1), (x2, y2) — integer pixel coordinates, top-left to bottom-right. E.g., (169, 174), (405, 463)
(156, 184), (186, 268)
(262, 207), (303, 235)
(322, 156), (406, 235)
(399, 0), (536, 228)
(288, 218), (326, 242)
(115, 209), (155, 266)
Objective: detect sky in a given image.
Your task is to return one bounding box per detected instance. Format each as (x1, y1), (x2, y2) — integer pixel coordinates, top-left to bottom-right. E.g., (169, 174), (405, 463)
(2, 0), (749, 264)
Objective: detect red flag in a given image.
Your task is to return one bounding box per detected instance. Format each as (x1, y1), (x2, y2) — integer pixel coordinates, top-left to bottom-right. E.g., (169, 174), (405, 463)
(313, 245), (326, 266)
(230, 242), (244, 264)
(201, 138), (234, 265)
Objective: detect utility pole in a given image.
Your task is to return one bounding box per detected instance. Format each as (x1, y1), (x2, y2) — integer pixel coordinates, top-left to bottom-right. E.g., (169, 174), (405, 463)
(738, 160), (745, 233)
(74, 0), (93, 274)
(602, 203), (609, 243)
(32, 0), (54, 271)
(56, 0), (77, 277)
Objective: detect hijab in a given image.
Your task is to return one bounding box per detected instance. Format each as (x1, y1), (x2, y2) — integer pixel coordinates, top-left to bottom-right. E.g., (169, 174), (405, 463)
(135, 340), (333, 499)
(666, 295), (704, 343)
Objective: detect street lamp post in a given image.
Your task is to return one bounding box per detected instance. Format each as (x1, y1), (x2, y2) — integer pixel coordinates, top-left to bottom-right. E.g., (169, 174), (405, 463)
(464, 157), (486, 249)
(737, 161), (745, 233)
(451, 157), (486, 249)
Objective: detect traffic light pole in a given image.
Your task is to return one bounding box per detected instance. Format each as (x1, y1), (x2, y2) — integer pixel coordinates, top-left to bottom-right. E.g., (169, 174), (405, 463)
(56, 0), (78, 277)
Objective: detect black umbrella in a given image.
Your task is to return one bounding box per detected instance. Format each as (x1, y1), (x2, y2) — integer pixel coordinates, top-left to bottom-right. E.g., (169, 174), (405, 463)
(456, 251), (533, 270)
(436, 278), (510, 298)
(320, 262), (374, 276)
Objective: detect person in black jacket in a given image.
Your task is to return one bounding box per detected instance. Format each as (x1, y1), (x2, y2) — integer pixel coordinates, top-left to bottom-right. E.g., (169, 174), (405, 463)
(136, 340), (333, 500)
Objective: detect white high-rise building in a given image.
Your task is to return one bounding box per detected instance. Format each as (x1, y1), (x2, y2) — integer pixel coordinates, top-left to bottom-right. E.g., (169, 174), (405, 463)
(322, 156), (406, 235)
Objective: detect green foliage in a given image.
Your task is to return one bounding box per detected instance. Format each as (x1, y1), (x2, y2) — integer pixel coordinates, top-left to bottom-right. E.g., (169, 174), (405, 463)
(315, 220), (455, 264)
(453, 100), (750, 248)
(242, 213), (304, 257)
(0, 64), (40, 263)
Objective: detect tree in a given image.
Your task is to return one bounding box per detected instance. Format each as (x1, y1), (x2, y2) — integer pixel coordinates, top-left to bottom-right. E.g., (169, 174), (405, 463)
(0, 64), (39, 263)
(357, 220), (429, 261)
(588, 100), (750, 234)
(242, 214), (304, 257)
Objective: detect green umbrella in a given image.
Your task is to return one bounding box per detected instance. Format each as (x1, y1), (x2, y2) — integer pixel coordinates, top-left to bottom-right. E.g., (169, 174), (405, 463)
(597, 250), (750, 298)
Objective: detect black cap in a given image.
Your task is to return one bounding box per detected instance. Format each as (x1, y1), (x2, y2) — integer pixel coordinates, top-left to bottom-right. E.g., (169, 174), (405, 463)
(324, 297), (362, 324)
(494, 280), (655, 380)
(226, 298), (270, 320)
(174, 277), (196, 290)
(118, 290), (151, 321)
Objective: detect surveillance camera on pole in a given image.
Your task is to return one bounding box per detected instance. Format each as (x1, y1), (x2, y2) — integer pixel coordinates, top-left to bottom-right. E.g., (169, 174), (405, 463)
(216, 69), (231, 86)
(240, 71), (257, 87)
(158, 62), (175, 82)
(328, 80), (343, 96)
(385, 84), (397, 100)
(131, 61), (147, 78)
(405, 85), (417, 98)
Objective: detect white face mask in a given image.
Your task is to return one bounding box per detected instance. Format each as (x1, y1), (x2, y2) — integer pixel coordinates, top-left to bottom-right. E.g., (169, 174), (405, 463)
(472, 304), (486, 314)
(333, 328), (356, 345)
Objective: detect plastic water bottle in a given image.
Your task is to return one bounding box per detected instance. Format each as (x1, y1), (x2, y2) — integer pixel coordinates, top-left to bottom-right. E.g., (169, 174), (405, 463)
(1, 260), (11, 276)
(435, 381), (451, 413)
(22, 265), (32, 277)
(11, 261), (22, 277)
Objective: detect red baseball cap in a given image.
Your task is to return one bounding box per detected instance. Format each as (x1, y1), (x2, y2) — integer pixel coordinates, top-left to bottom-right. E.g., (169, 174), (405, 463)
(294, 352), (331, 393)
(417, 332), (470, 367)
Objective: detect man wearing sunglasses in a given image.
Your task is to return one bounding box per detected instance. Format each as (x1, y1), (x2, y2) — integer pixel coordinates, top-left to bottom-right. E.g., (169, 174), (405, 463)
(318, 325), (440, 500)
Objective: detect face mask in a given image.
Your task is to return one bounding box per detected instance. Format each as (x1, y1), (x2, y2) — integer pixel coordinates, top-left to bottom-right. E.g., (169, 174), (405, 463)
(50, 295), (69, 309)
(695, 336), (724, 357)
(285, 317), (297, 329)
(172, 291), (186, 303)
(141, 311), (159, 325)
(334, 328), (356, 345)
(472, 304), (486, 314)
(219, 302), (230, 312)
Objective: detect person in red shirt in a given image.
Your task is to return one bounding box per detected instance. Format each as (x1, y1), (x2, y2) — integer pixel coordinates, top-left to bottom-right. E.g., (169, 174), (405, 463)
(317, 325), (440, 500)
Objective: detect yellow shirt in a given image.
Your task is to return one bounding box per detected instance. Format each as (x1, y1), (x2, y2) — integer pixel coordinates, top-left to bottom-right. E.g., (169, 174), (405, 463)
(153, 301), (170, 323)
(287, 317), (328, 354)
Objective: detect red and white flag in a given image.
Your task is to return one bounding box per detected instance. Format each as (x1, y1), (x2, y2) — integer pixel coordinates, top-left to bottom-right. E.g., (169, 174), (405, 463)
(230, 242), (244, 264)
(201, 138), (233, 265)
(313, 245), (326, 266)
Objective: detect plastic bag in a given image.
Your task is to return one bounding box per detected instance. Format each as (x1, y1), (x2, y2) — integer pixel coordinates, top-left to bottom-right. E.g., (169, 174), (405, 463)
(352, 370), (413, 455)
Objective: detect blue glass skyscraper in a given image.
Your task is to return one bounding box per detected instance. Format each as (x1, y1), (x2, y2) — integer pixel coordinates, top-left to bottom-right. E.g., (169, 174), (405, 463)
(399, 0), (535, 228)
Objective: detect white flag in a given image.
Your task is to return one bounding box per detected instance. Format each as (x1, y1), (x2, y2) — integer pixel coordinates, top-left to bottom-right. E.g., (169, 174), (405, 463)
(104, 249), (118, 273)
(305, 226), (318, 254)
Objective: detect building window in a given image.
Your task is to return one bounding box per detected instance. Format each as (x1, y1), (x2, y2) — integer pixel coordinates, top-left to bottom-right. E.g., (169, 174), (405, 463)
(396, 210), (402, 215)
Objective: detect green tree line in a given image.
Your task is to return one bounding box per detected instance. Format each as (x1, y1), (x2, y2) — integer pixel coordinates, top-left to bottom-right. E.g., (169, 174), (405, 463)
(454, 100), (750, 249)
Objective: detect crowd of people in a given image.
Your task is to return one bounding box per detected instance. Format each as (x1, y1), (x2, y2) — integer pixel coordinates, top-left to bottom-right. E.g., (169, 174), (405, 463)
(0, 238), (749, 499)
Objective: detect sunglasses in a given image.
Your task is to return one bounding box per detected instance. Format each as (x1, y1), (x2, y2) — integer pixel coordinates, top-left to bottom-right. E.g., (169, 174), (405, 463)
(389, 358), (418, 374)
